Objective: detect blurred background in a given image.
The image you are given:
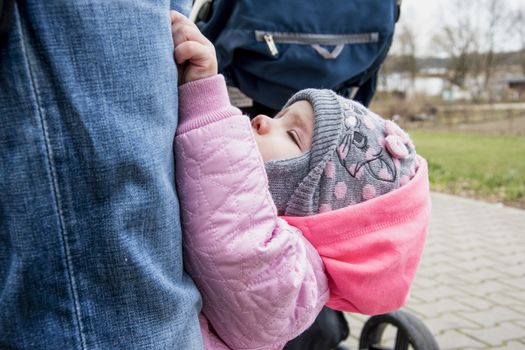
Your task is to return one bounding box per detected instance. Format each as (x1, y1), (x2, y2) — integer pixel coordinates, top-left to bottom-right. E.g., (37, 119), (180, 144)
(370, 0), (525, 209)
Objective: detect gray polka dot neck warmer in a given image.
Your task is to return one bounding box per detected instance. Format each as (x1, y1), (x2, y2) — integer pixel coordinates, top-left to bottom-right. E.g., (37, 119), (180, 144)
(265, 89), (418, 217)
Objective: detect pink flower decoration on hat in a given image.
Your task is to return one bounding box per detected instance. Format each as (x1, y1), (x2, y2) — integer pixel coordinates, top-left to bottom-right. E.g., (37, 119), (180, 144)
(385, 135), (409, 159)
(385, 120), (409, 143)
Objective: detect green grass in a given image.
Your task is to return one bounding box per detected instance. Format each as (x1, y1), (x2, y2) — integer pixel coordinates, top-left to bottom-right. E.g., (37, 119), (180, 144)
(409, 130), (525, 207)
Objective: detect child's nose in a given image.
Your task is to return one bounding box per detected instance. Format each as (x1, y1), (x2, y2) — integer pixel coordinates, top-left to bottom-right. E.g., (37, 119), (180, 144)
(251, 115), (272, 134)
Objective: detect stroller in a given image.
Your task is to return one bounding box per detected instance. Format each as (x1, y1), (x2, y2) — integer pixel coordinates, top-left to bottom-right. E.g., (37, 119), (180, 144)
(191, 1), (439, 349)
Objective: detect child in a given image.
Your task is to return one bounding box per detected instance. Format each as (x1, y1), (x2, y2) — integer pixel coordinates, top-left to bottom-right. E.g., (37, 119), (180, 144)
(171, 11), (430, 350)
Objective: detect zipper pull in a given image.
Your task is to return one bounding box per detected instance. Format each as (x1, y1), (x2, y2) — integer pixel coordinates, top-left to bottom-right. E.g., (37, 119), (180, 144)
(263, 33), (279, 56)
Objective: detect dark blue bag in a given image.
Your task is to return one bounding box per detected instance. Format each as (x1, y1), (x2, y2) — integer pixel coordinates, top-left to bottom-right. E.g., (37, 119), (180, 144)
(195, 0), (400, 109)
(0, 0), (15, 47)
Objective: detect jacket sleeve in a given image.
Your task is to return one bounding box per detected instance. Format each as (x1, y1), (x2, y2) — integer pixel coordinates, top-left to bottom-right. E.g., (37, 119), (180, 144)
(175, 75), (329, 350)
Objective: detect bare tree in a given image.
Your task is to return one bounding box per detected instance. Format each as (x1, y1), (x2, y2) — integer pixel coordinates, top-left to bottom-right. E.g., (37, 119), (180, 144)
(397, 24), (418, 86)
(516, 8), (525, 74)
(433, 0), (513, 100)
(432, 0), (478, 88)
(480, 0), (510, 101)
(379, 24), (418, 93)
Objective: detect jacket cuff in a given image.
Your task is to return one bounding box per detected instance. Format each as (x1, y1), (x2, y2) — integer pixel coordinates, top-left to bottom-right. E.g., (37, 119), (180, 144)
(177, 75), (242, 135)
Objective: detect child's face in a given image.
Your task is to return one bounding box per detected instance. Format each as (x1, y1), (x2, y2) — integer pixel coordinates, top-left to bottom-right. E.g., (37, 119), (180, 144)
(251, 100), (315, 161)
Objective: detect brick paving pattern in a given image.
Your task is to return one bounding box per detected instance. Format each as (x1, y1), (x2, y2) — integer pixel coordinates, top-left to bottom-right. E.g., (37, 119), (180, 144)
(342, 192), (525, 349)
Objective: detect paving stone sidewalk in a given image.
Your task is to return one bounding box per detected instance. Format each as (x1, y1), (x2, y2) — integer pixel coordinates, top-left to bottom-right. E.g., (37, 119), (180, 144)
(342, 192), (525, 350)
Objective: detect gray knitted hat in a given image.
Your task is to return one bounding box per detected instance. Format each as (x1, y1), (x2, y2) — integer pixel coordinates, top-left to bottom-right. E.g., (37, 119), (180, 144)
(265, 89), (418, 217)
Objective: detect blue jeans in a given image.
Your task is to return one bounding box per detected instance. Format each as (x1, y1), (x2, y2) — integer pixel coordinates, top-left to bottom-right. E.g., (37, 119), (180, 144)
(0, 1), (202, 349)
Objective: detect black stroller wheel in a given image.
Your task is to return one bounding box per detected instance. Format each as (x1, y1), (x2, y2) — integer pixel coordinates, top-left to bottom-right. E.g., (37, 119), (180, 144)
(359, 310), (439, 350)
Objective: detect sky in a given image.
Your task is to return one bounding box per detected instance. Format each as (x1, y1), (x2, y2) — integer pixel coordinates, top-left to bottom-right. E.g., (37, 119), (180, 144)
(397, 0), (525, 57)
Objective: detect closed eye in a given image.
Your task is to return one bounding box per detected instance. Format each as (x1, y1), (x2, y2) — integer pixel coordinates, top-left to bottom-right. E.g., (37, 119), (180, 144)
(287, 130), (301, 150)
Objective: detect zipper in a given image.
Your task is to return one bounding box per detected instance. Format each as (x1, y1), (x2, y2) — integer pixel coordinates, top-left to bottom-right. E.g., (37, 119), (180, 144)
(255, 31), (379, 57)
(263, 33), (279, 57)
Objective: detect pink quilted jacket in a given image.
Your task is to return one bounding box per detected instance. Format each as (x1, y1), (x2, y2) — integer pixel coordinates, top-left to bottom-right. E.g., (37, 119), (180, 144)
(174, 75), (430, 350)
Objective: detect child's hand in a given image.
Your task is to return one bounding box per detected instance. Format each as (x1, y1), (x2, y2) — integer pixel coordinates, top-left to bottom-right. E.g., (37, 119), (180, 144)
(171, 10), (218, 84)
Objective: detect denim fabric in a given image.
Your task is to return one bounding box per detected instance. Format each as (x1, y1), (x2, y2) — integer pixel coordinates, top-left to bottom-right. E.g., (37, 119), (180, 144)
(0, 1), (201, 349)
(172, 0), (193, 17)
